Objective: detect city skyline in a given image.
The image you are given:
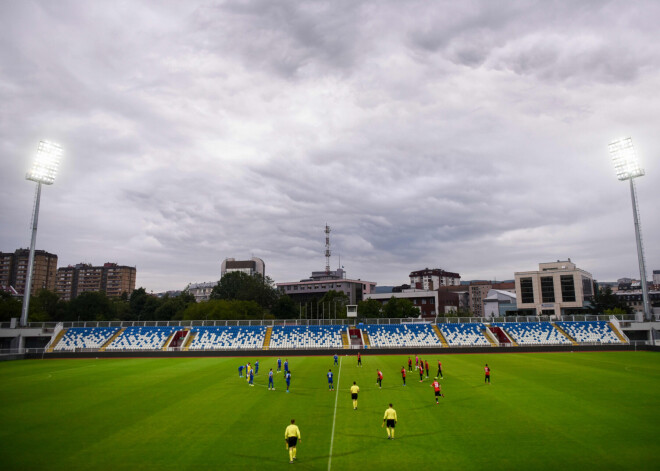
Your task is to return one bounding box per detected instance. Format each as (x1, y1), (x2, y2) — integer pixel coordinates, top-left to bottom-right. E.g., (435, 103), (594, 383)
(1, 1), (659, 293)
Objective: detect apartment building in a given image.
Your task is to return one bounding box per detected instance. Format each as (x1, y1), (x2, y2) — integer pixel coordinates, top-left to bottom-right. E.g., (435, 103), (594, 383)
(221, 257), (265, 278)
(56, 262), (136, 300)
(0, 249), (58, 296)
(409, 268), (460, 290)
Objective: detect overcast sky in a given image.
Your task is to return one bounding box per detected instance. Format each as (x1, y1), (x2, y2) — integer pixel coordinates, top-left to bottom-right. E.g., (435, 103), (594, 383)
(1, 0), (658, 293)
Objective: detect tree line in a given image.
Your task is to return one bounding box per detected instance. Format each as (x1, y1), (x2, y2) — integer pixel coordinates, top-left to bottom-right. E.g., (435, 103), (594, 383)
(0, 272), (426, 323)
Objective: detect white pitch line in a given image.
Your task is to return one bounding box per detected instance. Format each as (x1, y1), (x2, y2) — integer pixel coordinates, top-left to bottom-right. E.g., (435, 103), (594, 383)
(328, 356), (342, 471)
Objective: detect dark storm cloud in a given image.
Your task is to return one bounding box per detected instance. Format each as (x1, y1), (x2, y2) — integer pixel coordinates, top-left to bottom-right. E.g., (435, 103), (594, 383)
(0, 0), (658, 291)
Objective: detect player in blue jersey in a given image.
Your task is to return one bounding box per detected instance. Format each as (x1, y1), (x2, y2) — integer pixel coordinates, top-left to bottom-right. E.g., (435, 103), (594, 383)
(249, 367), (254, 386)
(268, 368), (275, 390)
(277, 357), (282, 372)
(255, 360), (259, 375)
(333, 353), (338, 366)
(327, 369), (334, 391)
(284, 359), (289, 374)
(238, 365), (244, 377)
(286, 371), (291, 393)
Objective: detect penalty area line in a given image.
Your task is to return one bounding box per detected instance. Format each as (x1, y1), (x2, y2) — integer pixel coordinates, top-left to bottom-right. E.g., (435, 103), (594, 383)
(328, 356), (341, 471)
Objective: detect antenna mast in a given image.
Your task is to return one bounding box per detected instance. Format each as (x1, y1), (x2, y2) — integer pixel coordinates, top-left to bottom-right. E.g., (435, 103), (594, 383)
(325, 224), (331, 274)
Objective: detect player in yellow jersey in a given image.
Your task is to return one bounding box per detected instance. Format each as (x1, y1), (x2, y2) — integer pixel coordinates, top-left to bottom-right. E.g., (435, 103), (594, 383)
(382, 403), (397, 439)
(284, 419), (301, 463)
(350, 381), (360, 410)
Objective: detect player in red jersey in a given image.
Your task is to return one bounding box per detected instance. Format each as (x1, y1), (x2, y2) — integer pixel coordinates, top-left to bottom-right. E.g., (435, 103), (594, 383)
(401, 366), (406, 386)
(431, 377), (443, 404)
(437, 360), (443, 379)
(484, 364), (491, 384)
(357, 352), (362, 367)
(408, 357), (413, 372)
(418, 364), (424, 382)
(424, 360), (429, 378)
(376, 369), (383, 389)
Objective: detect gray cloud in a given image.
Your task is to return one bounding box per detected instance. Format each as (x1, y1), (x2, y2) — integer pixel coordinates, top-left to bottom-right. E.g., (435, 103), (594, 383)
(1, 0), (658, 292)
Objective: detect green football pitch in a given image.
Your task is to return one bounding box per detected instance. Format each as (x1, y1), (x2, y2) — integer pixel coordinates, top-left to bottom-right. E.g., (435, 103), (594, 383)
(0, 351), (658, 470)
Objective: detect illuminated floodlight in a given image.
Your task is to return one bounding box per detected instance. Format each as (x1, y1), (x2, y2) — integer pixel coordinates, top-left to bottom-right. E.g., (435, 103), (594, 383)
(20, 140), (64, 328)
(608, 137), (651, 321)
(26, 140), (63, 185)
(609, 137), (645, 181)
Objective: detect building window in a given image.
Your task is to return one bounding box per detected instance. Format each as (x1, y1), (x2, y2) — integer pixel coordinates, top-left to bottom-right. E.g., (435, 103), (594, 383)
(540, 277), (555, 303)
(520, 277), (534, 304)
(582, 277), (593, 300)
(560, 275), (576, 302)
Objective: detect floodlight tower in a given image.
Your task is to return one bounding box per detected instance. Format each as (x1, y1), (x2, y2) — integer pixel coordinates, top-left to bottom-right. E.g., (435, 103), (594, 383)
(325, 224), (331, 274)
(20, 141), (63, 327)
(608, 137), (651, 320)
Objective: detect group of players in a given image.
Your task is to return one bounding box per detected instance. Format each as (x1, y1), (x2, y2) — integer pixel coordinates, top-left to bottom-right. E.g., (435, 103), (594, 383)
(240, 353), (492, 463)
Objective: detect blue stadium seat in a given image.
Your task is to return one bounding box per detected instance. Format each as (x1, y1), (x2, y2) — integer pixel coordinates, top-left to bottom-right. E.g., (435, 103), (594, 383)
(363, 324), (442, 348)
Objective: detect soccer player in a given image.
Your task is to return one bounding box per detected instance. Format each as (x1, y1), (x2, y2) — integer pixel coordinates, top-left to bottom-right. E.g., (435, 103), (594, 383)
(350, 381), (360, 409)
(425, 360), (430, 378)
(376, 369), (383, 389)
(418, 364), (424, 382)
(382, 403), (397, 439)
(268, 368), (275, 390)
(431, 377), (443, 404)
(401, 366), (406, 386)
(255, 360), (259, 375)
(415, 354), (419, 367)
(238, 365), (244, 378)
(407, 356), (412, 372)
(284, 359), (289, 374)
(246, 363), (251, 382)
(284, 419), (301, 463)
(437, 360), (443, 379)
(286, 370), (291, 392)
(249, 367), (254, 386)
(334, 353), (339, 366)
(277, 357), (282, 372)
(357, 352), (362, 367)
(484, 364), (491, 384)
(327, 369), (334, 391)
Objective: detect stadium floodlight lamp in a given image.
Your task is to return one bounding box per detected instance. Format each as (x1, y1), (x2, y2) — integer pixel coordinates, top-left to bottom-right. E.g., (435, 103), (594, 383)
(608, 137), (651, 321)
(20, 140), (63, 329)
(609, 137), (644, 181)
(26, 140), (63, 185)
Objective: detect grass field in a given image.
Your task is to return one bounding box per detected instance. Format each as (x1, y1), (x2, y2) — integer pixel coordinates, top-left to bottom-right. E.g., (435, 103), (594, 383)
(0, 351), (658, 470)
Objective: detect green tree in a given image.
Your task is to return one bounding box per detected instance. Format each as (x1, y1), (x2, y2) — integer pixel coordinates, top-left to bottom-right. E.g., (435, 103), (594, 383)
(357, 299), (382, 318)
(319, 290), (350, 318)
(182, 299), (264, 320)
(28, 289), (63, 322)
(157, 291), (196, 320)
(383, 297), (420, 318)
(0, 291), (22, 322)
(211, 272), (279, 309)
(271, 294), (298, 319)
(588, 287), (632, 315)
(68, 291), (113, 321)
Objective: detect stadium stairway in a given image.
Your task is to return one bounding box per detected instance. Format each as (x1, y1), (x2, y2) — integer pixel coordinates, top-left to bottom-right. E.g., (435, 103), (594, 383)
(608, 322), (629, 344)
(362, 331), (371, 347)
(263, 327), (273, 350)
(100, 328), (125, 352)
(482, 327), (499, 346)
(551, 323), (578, 346)
(183, 332), (195, 351)
(341, 331), (350, 349)
(47, 328), (68, 353)
(497, 327), (519, 346)
(162, 332), (175, 350)
(432, 325), (449, 347)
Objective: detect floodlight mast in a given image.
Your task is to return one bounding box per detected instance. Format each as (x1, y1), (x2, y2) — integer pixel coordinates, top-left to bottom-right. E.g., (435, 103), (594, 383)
(608, 137), (652, 321)
(20, 141), (63, 327)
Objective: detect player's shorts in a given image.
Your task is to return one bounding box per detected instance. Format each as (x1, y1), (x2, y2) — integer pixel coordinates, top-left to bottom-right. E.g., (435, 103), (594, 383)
(435, 390), (440, 397)
(351, 393), (358, 400)
(386, 419), (396, 428)
(287, 437), (298, 447)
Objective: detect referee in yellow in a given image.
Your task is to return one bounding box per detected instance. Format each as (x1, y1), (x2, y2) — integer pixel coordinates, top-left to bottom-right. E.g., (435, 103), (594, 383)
(350, 381), (360, 410)
(382, 403), (398, 439)
(284, 419), (301, 463)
